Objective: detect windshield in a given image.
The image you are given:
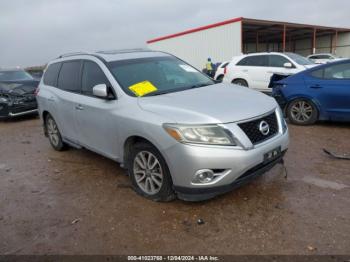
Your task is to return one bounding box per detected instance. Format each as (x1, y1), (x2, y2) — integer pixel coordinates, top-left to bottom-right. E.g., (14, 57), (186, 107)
(0, 70), (34, 81)
(108, 56), (215, 97)
(285, 53), (314, 65)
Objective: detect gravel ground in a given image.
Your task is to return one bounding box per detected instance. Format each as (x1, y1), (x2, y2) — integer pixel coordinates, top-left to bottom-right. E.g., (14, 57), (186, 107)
(0, 116), (349, 255)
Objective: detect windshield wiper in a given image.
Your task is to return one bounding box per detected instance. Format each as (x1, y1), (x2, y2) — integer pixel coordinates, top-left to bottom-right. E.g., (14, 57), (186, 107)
(142, 82), (213, 97)
(142, 90), (170, 97)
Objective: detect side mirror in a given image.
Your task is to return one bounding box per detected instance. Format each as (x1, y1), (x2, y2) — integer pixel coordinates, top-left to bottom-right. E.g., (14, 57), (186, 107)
(92, 84), (108, 98)
(283, 62), (293, 69)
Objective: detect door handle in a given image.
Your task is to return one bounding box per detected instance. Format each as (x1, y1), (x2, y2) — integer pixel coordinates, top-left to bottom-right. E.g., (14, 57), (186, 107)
(75, 104), (84, 110)
(310, 85), (323, 89)
(242, 69), (248, 72)
(48, 97), (55, 102)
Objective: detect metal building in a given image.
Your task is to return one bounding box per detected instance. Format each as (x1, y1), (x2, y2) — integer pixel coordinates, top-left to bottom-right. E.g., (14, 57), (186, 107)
(147, 17), (350, 69)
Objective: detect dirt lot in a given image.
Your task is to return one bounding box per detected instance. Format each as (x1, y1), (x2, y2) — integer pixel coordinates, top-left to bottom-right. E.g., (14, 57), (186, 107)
(0, 116), (349, 255)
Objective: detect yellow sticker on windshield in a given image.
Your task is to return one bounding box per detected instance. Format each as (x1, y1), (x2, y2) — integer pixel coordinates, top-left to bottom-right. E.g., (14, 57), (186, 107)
(128, 81), (158, 97)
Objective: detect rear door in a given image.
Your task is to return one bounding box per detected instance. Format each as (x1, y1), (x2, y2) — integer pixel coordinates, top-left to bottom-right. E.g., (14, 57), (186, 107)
(304, 62), (350, 121)
(40, 62), (62, 118)
(75, 60), (119, 158)
(54, 60), (83, 143)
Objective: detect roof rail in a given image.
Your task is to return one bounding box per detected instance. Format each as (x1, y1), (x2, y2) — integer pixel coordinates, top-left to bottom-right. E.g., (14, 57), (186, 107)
(57, 52), (90, 58)
(96, 48), (151, 55)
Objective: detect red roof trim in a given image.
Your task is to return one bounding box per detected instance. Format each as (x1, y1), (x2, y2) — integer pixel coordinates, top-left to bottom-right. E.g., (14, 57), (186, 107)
(147, 17), (243, 44)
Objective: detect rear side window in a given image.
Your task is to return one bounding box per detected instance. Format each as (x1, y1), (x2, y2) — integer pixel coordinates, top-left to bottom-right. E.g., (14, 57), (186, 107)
(269, 55), (291, 67)
(43, 63), (61, 87)
(236, 55), (268, 67)
(312, 55), (331, 59)
(324, 63), (350, 79)
(220, 62), (229, 68)
(58, 61), (82, 92)
(81, 61), (110, 95)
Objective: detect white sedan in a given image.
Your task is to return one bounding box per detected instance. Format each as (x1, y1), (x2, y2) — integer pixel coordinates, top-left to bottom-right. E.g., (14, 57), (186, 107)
(307, 53), (345, 64)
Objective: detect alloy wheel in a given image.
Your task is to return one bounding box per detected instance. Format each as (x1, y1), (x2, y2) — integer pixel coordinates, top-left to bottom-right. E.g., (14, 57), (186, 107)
(47, 118), (60, 147)
(290, 100), (313, 123)
(133, 151), (163, 195)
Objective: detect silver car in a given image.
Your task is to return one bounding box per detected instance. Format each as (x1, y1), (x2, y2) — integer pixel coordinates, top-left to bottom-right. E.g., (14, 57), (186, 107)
(37, 49), (289, 201)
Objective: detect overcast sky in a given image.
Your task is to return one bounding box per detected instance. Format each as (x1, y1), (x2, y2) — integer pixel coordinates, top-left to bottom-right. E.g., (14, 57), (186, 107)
(1, 0), (350, 67)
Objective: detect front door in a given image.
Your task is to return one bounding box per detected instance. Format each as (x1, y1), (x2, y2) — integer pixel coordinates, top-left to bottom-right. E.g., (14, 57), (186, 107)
(75, 60), (119, 158)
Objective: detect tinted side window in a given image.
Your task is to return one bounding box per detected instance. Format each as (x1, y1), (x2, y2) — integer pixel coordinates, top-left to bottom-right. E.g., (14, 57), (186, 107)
(318, 55), (331, 59)
(269, 55), (290, 67)
(237, 55), (268, 67)
(324, 63), (350, 79)
(43, 63), (61, 87)
(57, 61), (82, 92)
(81, 61), (110, 95)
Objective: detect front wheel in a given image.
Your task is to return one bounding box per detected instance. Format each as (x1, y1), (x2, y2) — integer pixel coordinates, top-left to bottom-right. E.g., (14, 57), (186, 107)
(128, 142), (175, 202)
(232, 79), (248, 87)
(286, 99), (318, 125)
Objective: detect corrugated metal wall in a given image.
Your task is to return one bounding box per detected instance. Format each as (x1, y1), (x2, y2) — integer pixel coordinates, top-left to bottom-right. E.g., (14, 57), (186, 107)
(294, 32), (350, 57)
(244, 32), (350, 57)
(148, 21), (242, 69)
(337, 32), (350, 57)
(148, 22), (350, 65)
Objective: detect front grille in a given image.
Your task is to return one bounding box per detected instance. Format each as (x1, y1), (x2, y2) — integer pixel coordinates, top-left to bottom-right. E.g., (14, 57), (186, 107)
(238, 112), (279, 145)
(10, 102), (37, 114)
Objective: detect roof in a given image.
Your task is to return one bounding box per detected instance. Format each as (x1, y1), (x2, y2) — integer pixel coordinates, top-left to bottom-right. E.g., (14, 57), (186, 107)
(147, 17), (350, 44)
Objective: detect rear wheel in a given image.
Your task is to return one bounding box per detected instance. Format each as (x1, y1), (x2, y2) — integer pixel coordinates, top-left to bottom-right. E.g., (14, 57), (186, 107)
(287, 99), (318, 125)
(128, 142), (175, 202)
(232, 79), (248, 87)
(45, 114), (68, 151)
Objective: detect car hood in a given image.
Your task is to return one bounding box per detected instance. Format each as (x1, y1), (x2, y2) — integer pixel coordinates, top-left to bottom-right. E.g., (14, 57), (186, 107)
(0, 80), (39, 96)
(138, 84), (277, 124)
(304, 64), (318, 69)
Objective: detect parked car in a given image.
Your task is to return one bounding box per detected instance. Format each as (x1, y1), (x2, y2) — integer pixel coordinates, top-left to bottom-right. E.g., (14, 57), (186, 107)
(213, 61), (230, 82)
(0, 69), (39, 119)
(307, 53), (345, 64)
(27, 70), (44, 80)
(37, 49), (289, 201)
(223, 52), (316, 92)
(272, 59), (350, 125)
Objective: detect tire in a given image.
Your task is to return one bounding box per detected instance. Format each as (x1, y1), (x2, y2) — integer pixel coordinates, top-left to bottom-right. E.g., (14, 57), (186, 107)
(128, 142), (175, 202)
(286, 99), (318, 125)
(232, 79), (248, 87)
(45, 114), (68, 151)
(216, 75), (224, 82)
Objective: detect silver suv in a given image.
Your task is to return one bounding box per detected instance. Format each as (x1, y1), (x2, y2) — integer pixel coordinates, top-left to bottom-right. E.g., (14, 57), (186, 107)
(37, 49), (289, 201)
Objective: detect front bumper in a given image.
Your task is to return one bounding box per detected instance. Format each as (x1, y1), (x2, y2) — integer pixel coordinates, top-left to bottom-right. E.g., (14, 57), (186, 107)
(0, 101), (38, 119)
(174, 150), (286, 201)
(163, 128), (289, 201)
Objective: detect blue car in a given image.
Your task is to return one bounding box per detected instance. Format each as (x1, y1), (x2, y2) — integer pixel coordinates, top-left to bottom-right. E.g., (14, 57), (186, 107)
(272, 59), (350, 125)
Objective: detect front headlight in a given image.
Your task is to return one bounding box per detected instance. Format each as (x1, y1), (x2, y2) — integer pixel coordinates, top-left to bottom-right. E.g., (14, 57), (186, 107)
(0, 97), (9, 103)
(276, 106), (288, 134)
(163, 124), (236, 146)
